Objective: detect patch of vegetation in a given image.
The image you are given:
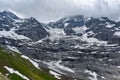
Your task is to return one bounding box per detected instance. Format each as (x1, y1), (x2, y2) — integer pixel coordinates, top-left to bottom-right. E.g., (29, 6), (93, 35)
(8, 73), (25, 80)
(0, 72), (10, 80)
(0, 48), (58, 80)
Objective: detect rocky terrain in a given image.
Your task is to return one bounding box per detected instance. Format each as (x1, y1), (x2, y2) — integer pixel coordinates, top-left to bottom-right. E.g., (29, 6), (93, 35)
(0, 10), (120, 80)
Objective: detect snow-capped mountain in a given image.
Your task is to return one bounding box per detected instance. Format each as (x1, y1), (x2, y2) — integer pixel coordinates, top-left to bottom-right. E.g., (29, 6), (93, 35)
(48, 15), (120, 45)
(0, 10), (49, 41)
(1, 10), (120, 80)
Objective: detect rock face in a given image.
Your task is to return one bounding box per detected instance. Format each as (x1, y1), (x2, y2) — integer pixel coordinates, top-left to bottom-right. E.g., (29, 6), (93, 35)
(0, 10), (20, 31)
(1, 10), (120, 80)
(15, 17), (49, 41)
(0, 10), (49, 42)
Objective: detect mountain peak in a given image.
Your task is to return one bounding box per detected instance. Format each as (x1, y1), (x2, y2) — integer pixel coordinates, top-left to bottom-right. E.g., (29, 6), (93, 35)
(0, 10), (20, 20)
(3, 10), (12, 14)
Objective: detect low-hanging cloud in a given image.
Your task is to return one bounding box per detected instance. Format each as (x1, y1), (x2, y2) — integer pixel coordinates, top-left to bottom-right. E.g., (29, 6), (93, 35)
(0, 0), (120, 22)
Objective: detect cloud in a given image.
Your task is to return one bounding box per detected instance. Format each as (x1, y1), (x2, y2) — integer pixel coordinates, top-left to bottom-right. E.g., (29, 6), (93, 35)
(0, 0), (120, 22)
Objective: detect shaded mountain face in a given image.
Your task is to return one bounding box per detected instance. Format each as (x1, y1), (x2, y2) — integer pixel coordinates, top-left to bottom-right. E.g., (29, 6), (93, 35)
(15, 17), (49, 41)
(0, 10), (49, 41)
(1, 11), (120, 80)
(0, 10), (20, 31)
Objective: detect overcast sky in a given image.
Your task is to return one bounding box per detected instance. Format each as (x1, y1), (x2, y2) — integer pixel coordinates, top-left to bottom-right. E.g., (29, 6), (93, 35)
(0, 0), (120, 23)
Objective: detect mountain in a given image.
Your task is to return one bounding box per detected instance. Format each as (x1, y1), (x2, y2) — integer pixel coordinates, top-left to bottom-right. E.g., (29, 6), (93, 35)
(0, 10), (49, 41)
(48, 15), (120, 44)
(0, 10), (120, 80)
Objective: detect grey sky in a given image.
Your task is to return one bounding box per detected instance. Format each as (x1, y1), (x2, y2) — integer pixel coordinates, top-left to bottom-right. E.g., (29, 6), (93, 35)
(0, 0), (120, 23)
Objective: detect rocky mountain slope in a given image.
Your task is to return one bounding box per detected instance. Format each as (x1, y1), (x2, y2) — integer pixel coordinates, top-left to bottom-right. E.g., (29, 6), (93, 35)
(0, 10), (120, 80)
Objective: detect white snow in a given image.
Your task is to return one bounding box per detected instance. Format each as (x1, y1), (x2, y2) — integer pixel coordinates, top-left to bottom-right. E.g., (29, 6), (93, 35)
(72, 26), (88, 34)
(84, 70), (98, 80)
(7, 45), (21, 54)
(45, 27), (66, 41)
(53, 60), (74, 73)
(105, 23), (115, 28)
(101, 76), (105, 79)
(43, 60), (74, 73)
(67, 57), (78, 59)
(34, 37), (48, 44)
(8, 9), (24, 19)
(104, 44), (118, 47)
(14, 19), (24, 23)
(21, 55), (40, 69)
(87, 31), (94, 36)
(49, 70), (61, 79)
(117, 66), (120, 68)
(2, 24), (9, 27)
(114, 31), (120, 37)
(106, 25), (113, 28)
(64, 23), (69, 28)
(81, 33), (107, 45)
(62, 17), (71, 23)
(0, 29), (30, 40)
(4, 66), (29, 80)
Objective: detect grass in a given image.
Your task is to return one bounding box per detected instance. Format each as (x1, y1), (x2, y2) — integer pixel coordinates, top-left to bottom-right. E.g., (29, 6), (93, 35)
(0, 48), (58, 80)
(8, 73), (25, 80)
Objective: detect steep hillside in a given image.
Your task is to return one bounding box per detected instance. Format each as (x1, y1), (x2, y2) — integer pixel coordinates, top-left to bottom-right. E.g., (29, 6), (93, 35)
(0, 47), (57, 80)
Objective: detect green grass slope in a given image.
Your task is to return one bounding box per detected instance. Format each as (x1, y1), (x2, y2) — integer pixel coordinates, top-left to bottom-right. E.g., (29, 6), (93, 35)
(0, 47), (58, 80)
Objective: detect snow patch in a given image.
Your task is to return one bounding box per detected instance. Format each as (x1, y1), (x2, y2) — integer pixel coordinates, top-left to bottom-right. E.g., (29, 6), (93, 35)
(49, 70), (61, 79)
(64, 23), (69, 28)
(81, 33), (107, 45)
(0, 29), (30, 40)
(101, 76), (105, 79)
(72, 26), (88, 34)
(84, 70), (98, 80)
(21, 55), (40, 69)
(45, 27), (66, 41)
(67, 57), (79, 59)
(14, 19), (24, 23)
(4, 66), (29, 80)
(105, 22), (115, 28)
(43, 60), (74, 73)
(7, 45), (21, 54)
(114, 31), (120, 37)
(117, 66), (120, 68)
